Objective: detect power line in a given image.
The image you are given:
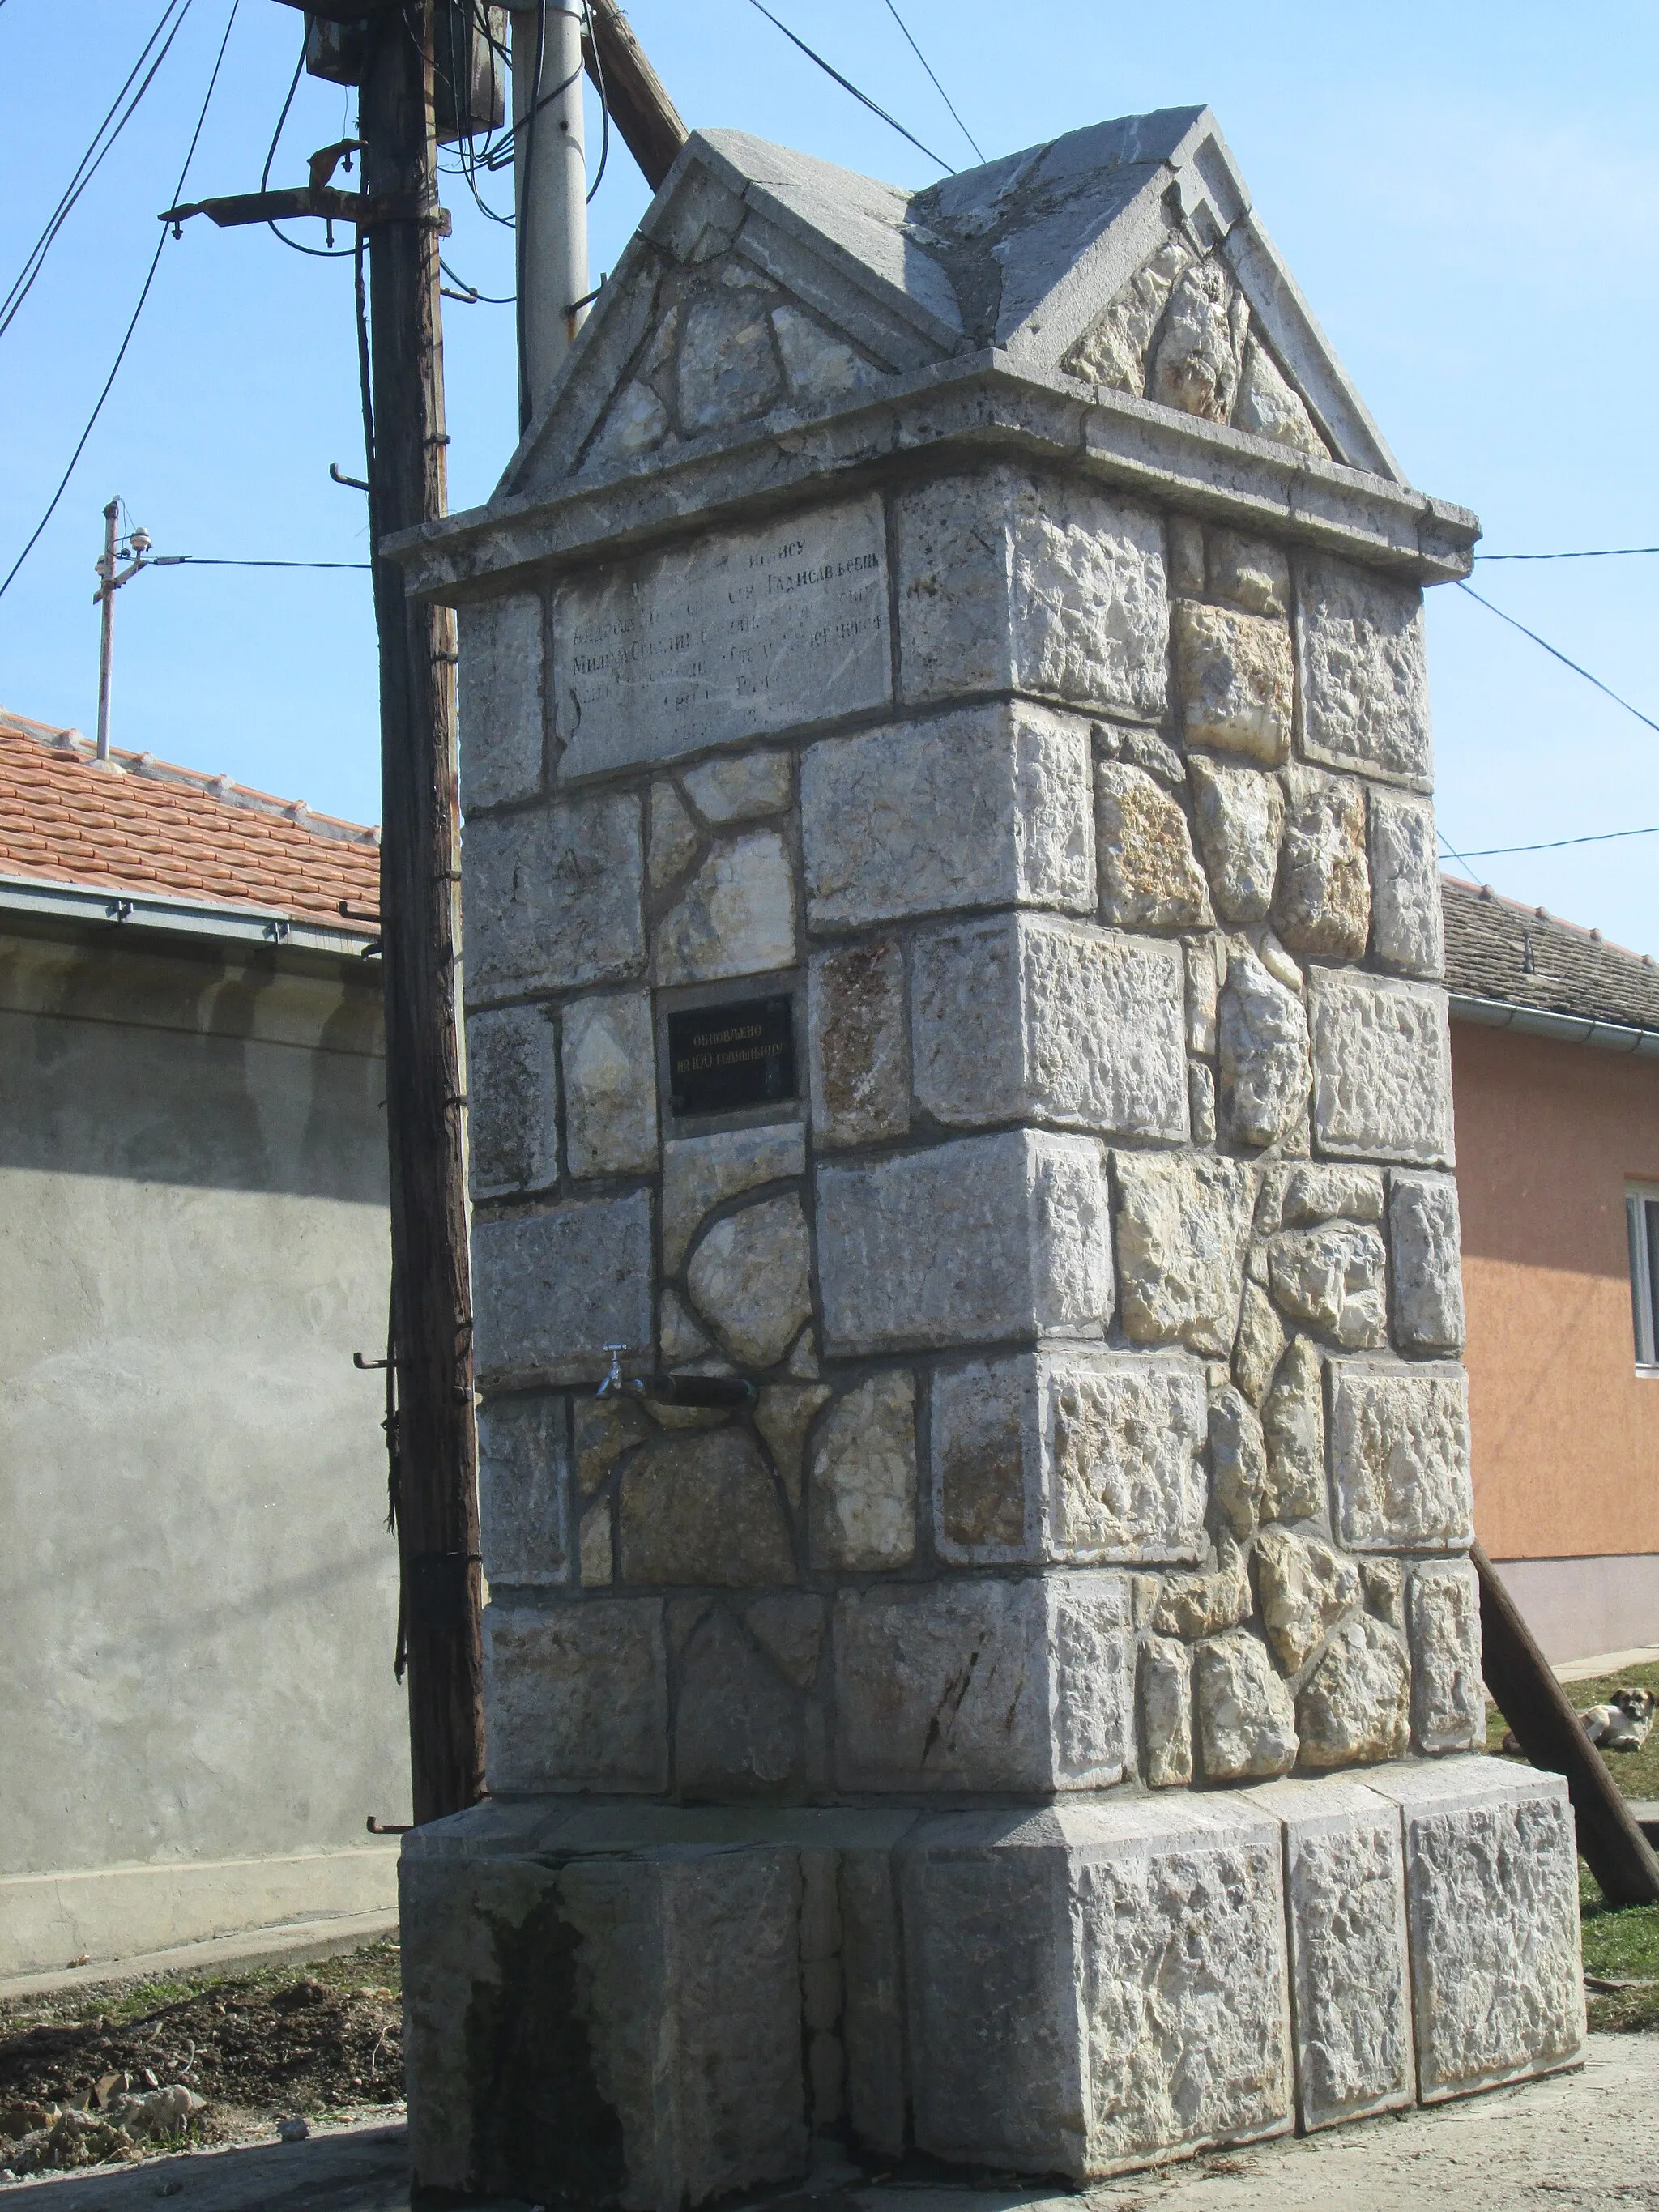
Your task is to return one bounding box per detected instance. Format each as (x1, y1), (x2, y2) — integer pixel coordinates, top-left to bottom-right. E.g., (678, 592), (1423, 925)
(880, 0), (983, 164)
(0, 1), (241, 605)
(1453, 582), (1659, 740)
(154, 555), (372, 569)
(1453, 822), (1659, 859)
(1475, 546), (1659, 561)
(262, 38), (354, 259)
(745, 0), (948, 170)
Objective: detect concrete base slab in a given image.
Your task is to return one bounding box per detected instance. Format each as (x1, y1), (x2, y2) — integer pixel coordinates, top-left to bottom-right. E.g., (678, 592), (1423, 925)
(0, 1910), (400, 2005)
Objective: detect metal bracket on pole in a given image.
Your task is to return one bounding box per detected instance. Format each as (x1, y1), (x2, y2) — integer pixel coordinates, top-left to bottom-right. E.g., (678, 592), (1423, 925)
(162, 141), (451, 237)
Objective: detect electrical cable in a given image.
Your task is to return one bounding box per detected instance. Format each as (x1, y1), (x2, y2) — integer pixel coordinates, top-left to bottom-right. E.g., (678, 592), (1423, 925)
(1454, 582), (1659, 739)
(879, 0), (983, 164)
(0, 0), (242, 606)
(1476, 547), (1659, 562)
(153, 556), (372, 569)
(439, 255), (514, 304)
(744, 0), (948, 170)
(262, 37), (354, 259)
(1451, 822), (1659, 859)
(585, 0), (609, 205)
(1435, 826), (1481, 879)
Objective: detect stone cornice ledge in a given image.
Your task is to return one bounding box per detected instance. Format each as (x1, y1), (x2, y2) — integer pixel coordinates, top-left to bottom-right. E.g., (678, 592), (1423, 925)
(387, 348), (1480, 603)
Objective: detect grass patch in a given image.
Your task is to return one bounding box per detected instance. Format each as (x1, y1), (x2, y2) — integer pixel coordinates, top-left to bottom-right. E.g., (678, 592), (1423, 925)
(1486, 1656), (1659, 1806)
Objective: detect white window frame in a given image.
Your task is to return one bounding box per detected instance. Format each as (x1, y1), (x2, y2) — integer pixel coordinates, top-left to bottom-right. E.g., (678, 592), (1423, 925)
(1628, 1183), (1659, 1371)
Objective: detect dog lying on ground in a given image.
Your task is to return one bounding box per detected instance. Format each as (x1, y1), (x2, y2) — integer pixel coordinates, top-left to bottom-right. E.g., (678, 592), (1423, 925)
(1501, 1686), (1656, 1756)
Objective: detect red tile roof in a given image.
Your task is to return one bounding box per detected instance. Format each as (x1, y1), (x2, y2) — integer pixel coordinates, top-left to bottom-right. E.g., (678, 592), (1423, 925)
(0, 706), (380, 936)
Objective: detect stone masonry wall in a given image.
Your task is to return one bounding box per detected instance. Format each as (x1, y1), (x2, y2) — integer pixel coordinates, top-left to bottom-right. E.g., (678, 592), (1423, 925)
(459, 458), (1481, 1809)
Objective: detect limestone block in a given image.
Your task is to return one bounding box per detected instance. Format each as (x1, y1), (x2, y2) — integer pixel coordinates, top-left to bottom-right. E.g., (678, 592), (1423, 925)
(1233, 1279), (1286, 1407)
(478, 1393), (569, 1587)
(808, 1371), (917, 1570)
(1295, 554), (1432, 791)
(1369, 788), (1444, 977)
(1151, 258), (1247, 423)
(817, 1130), (1112, 1355)
(1273, 769), (1371, 961)
(575, 1396), (651, 1498)
(1113, 1150), (1256, 1357)
(1208, 531), (1291, 620)
(648, 779), (700, 895)
(912, 914), (1188, 1141)
(800, 701), (1094, 928)
(467, 791), (645, 999)
(467, 1004), (558, 1197)
(1362, 1557), (1405, 1630)
(1255, 1526), (1359, 1673)
(1149, 1541), (1252, 1640)
(682, 749), (792, 825)
(771, 303), (881, 405)
(563, 991), (658, 1178)
(673, 1605), (805, 1800)
(1184, 932), (1222, 1052)
(1252, 1776), (1414, 2129)
(1260, 1336), (1324, 1522)
(1389, 1172), (1465, 1351)
(1367, 1759), (1585, 2100)
(1233, 336), (1328, 457)
(1218, 945), (1310, 1149)
(685, 1193), (812, 1368)
(1209, 1384), (1267, 1540)
(484, 1599), (667, 1792)
(580, 1499), (614, 1585)
(1095, 717), (1187, 787)
(1295, 1613), (1411, 1768)
(473, 1192), (654, 1387)
(655, 829), (797, 986)
(1094, 761), (1212, 928)
(583, 377), (670, 471)
(930, 1356), (1031, 1556)
(618, 1429), (794, 1588)
(893, 469), (1168, 718)
(1282, 1162), (1384, 1225)
(663, 1124), (805, 1270)
(1063, 232), (1196, 394)
(1171, 600), (1292, 765)
(1308, 970), (1455, 1166)
(1408, 1560), (1484, 1754)
(1328, 1361), (1472, 1550)
(1268, 1222), (1388, 1349)
(1195, 1629), (1298, 1779)
(745, 1592), (825, 1691)
(807, 939), (908, 1149)
(676, 288), (783, 432)
(752, 1382), (830, 1510)
(1140, 1637), (1192, 1785)
(1188, 1059), (1217, 1144)
(834, 1575), (1132, 1792)
(1166, 513), (1205, 595)
(458, 592), (544, 813)
(659, 1287), (711, 1364)
(1189, 755), (1282, 922)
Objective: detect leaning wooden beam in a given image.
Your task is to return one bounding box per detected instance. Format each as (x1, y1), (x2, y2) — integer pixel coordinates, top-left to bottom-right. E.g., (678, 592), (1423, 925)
(585, 0), (689, 191)
(1475, 1540), (1659, 1907)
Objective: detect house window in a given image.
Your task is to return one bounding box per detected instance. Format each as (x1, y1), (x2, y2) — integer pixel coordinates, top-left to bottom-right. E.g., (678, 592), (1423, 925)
(1630, 1185), (1659, 1369)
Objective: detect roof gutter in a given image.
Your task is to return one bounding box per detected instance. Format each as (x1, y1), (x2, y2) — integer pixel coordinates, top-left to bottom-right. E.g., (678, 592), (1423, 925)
(1448, 991), (1659, 1061)
(0, 874), (376, 962)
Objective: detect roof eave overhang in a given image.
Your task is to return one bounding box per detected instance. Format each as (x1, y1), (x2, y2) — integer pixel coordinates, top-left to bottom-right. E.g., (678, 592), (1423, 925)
(0, 874), (378, 965)
(1448, 990), (1659, 1061)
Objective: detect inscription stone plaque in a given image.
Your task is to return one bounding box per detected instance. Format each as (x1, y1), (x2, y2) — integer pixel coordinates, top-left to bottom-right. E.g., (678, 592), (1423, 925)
(552, 493), (890, 780)
(667, 995), (797, 1119)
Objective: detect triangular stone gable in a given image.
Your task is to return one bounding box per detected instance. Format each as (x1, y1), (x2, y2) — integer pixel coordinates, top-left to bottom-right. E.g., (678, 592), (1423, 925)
(502, 107), (1402, 501)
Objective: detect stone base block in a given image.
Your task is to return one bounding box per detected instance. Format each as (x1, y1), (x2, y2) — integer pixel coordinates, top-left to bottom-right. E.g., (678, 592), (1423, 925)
(400, 1760), (1584, 2208)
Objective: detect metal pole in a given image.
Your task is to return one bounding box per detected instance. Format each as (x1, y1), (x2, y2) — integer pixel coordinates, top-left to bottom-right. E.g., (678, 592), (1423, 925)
(95, 498), (118, 761)
(511, 2), (588, 428)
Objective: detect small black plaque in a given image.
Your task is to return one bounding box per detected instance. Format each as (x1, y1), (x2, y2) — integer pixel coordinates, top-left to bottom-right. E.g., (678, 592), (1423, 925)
(667, 995), (797, 1119)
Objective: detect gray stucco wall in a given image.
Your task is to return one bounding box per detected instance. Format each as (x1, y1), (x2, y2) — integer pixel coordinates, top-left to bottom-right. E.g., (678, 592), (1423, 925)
(0, 920), (407, 1975)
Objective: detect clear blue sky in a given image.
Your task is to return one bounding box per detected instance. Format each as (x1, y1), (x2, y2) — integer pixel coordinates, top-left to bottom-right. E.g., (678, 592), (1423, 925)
(2, 2), (1655, 955)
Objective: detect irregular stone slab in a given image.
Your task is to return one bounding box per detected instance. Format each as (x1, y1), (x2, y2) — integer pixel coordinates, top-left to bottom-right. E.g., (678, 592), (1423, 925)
(1296, 1613), (1411, 1767)
(1367, 1758), (1585, 2100)
(1408, 1559), (1484, 1754)
(659, 1286), (712, 1364)
(681, 748), (792, 825)
(552, 494), (890, 779)
(894, 467), (1168, 718)
(1256, 1526), (1359, 1673)
(663, 1123), (805, 1270)
(1308, 969), (1455, 1166)
(834, 1575), (1132, 1792)
(478, 1393), (569, 1586)
(1218, 944), (1310, 1148)
(1063, 232), (1196, 393)
(1273, 768), (1371, 961)
(1209, 1383), (1267, 1539)
(1233, 335), (1328, 456)
(484, 1598), (667, 1792)
(930, 1357), (1032, 1556)
(582, 375), (670, 471)
(1260, 1335), (1325, 1522)
(1282, 1161), (1384, 1225)
(1389, 1171), (1465, 1350)
(801, 701), (1094, 928)
(674, 1605), (804, 1799)
(467, 1004), (559, 1196)
(1171, 600), (1292, 765)
(1369, 787), (1444, 977)
(912, 914), (1188, 1140)
(744, 1591), (825, 1692)
(1295, 553), (1432, 791)
(1251, 1776), (1414, 2129)
(818, 1130), (1112, 1354)
(563, 991), (658, 1178)
(1113, 1150), (1256, 1356)
(618, 1428), (795, 1587)
(1188, 1060), (1217, 1143)
(1269, 1222), (1388, 1348)
(1233, 1277), (1286, 1407)
(1140, 1636), (1192, 1785)
(1363, 1556), (1405, 1629)
(1096, 716), (1187, 788)
(467, 791), (645, 998)
(1195, 1629), (1298, 1779)
(579, 1497), (613, 1585)
(1188, 754), (1282, 922)
(686, 1193), (813, 1367)
(458, 591), (544, 812)
(1328, 1360), (1472, 1550)
(1149, 1538), (1252, 1639)
(676, 288), (783, 431)
(808, 1370), (917, 1570)
(574, 1395), (650, 1498)
(1152, 258), (1247, 422)
(1207, 530), (1290, 620)
(655, 828), (797, 985)
(807, 938), (909, 1149)
(1184, 931), (1222, 1052)
(1093, 761), (1212, 928)
(648, 778), (700, 894)
(474, 1192), (655, 1386)
(753, 1381), (830, 1510)
(770, 302), (882, 405)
